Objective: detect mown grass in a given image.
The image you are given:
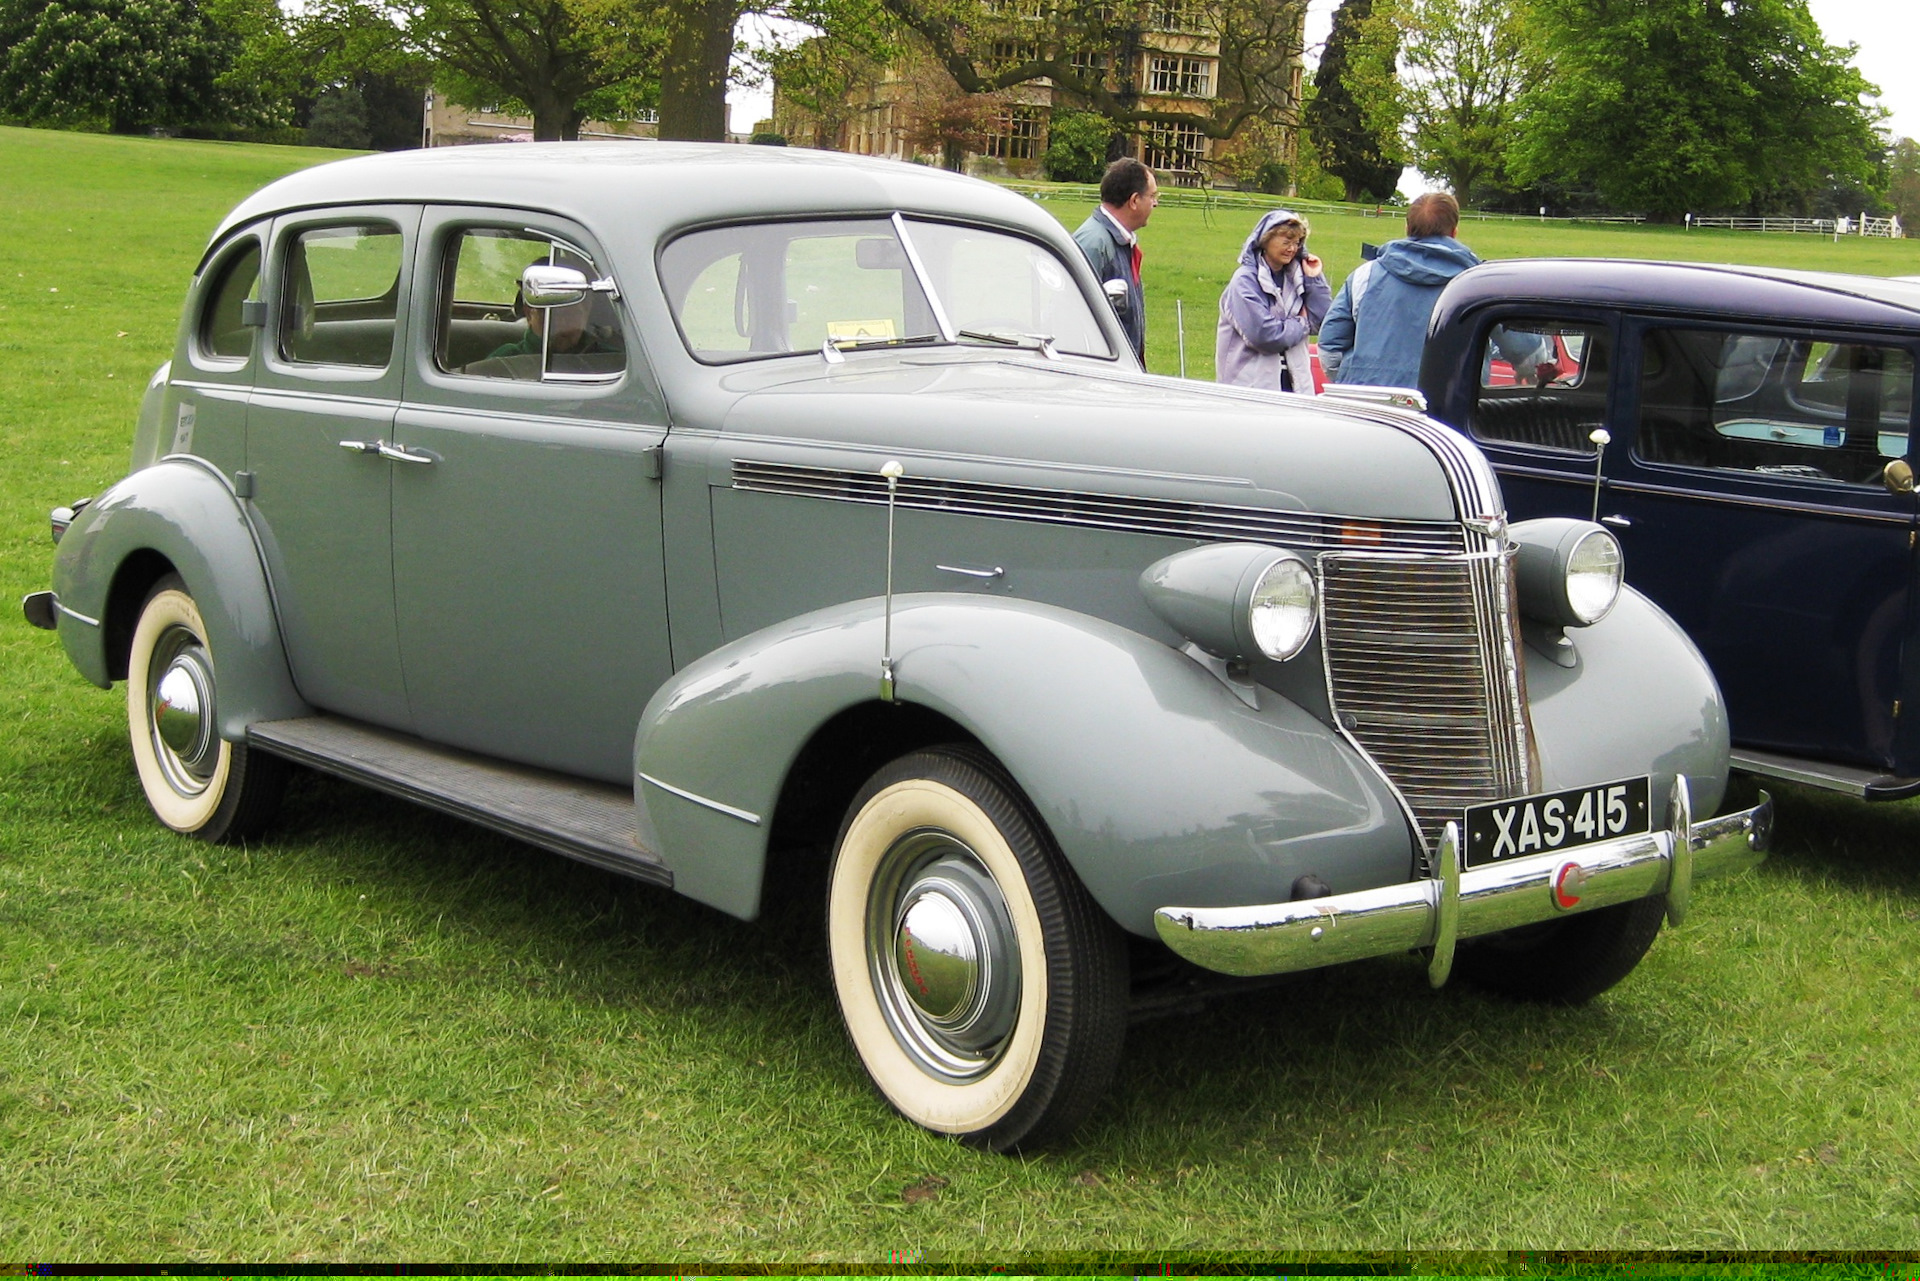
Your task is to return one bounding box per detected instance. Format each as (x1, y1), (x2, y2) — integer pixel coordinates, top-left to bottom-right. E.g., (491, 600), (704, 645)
(5, 125), (1920, 1263)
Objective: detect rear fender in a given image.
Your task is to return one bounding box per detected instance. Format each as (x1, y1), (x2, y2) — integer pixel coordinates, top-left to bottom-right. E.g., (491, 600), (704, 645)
(51, 456), (309, 737)
(634, 594), (1410, 933)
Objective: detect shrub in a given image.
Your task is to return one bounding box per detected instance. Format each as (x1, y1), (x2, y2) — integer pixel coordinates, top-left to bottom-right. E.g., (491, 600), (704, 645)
(1044, 111), (1114, 184)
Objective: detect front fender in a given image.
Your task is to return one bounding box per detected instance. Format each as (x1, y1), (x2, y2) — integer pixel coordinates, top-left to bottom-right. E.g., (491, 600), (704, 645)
(51, 457), (309, 738)
(634, 594), (1411, 933)
(1527, 586), (1730, 815)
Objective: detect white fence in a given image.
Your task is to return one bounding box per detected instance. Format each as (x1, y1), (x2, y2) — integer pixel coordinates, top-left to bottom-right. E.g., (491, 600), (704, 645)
(1001, 180), (1653, 225)
(1687, 212), (1905, 238)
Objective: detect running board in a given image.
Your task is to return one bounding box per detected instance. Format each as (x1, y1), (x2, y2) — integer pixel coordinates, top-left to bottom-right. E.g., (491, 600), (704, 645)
(1730, 747), (1920, 803)
(248, 715), (671, 886)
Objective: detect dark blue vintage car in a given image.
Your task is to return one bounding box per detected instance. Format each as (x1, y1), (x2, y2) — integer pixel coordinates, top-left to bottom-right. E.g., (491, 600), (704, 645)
(1423, 260), (1920, 801)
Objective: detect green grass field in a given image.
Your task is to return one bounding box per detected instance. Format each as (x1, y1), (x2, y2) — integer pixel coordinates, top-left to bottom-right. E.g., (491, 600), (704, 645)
(5, 125), (1920, 1263)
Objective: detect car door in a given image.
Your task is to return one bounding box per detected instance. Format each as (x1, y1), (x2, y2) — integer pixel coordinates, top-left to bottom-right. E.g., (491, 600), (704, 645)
(247, 207), (419, 729)
(1451, 309), (1621, 526)
(1603, 318), (1920, 772)
(389, 210), (672, 784)
(163, 228), (265, 477)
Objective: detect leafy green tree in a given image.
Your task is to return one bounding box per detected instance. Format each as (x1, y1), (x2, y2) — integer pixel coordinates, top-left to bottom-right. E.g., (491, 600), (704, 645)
(0, 0), (275, 132)
(299, 0), (665, 142)
(306, 84), (371, 148)
(1365, 0), (1535, 200)
(1304, 0), (1402, 201)
(760, 3), (899, 149)
(873, 0), (1311, 144)
(1890, 138), (1920, 228)
(1044, 109), (1116, 182)
(1509, 0), (1884, 219)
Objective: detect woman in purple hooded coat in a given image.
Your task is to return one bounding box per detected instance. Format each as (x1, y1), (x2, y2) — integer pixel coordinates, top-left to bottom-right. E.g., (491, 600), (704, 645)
(1215, 210), (1330, 393)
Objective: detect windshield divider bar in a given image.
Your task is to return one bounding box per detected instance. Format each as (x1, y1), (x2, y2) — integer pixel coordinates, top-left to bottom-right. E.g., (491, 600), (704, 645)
(892, 213), (955, 344)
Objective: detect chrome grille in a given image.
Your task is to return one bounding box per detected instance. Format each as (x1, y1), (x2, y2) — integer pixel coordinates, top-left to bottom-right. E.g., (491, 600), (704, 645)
(1320, 549), (1534, 857)
(732, 459), (1465, 556)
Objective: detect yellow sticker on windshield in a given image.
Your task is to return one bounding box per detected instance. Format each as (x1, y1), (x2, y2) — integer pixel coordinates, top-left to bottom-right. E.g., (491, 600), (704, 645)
(825, 318), (897, 340)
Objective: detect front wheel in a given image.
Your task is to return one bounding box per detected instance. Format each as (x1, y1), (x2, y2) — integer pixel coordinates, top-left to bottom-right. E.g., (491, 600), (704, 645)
(126, 574), (286, 842)
(1452, 894), (1666, 1004)
(827, 748), (1128, 1152)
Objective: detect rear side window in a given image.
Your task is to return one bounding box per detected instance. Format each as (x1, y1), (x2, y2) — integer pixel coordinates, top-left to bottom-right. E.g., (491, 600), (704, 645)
(1468, 319), (1612, 455)
(1636, 327), (1915, 484)
(437, 228), (626, 381)
(198, 242), (261, 360)
(279, 224), (403, 368)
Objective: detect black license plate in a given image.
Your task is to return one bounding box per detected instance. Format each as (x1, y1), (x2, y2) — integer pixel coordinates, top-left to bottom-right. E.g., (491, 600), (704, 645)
(1463, 776), (1652, 869)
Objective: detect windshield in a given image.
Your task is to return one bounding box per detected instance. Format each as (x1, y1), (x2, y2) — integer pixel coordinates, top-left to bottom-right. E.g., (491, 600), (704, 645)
(659, 216), (1114, 364)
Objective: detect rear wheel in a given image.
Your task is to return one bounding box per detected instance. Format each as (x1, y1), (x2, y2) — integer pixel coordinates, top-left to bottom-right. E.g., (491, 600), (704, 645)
(827, 747), (1128, 1151)
(1453, 894), (1667, 1004)
(126, 574), (287, 842)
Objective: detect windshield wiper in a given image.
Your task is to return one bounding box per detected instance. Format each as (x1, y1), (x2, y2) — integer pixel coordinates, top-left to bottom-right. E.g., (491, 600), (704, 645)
(958, 329), (1059, 359)
(820, 333), (945, 363)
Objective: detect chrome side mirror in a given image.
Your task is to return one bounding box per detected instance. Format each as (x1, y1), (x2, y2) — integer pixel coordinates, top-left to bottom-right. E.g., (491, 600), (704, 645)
(521, 264), (618, 308)
(1102, 277), (1131, 316)
(1885, 457), (1915, 496)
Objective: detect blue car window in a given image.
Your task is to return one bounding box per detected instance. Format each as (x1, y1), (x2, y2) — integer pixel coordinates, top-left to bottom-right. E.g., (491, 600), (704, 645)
(1637, 327), (1914, 485)
(1468, 320), (1611, 454)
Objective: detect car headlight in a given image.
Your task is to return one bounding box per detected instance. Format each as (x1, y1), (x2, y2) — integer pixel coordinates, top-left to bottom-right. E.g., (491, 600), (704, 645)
(1140, 542), (1318, 663)
(1512, 518), (1622, 628)
(1246, 554), (1317, 660)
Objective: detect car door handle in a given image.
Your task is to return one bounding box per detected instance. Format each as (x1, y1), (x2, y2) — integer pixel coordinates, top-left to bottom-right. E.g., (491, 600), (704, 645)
(1600, 515), (1631, 529)
(376, 442), (437, 465)
(338, 439), (382, 454)
(937, 563), (1005, 580)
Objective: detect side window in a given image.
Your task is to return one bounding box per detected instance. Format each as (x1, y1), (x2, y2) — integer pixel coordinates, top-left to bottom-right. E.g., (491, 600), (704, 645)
(1636, 327), (1914, 484)
(280, 224), (403, 368)
(438, 228), (625, 381)
(1468, 319), (1612, 454)
(198, 242), (261, 360)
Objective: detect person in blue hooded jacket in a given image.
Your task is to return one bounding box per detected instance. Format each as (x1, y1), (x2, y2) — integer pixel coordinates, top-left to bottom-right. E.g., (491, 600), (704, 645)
(1215, 210), (1331, 393)
(1319, 191), (1550, 390)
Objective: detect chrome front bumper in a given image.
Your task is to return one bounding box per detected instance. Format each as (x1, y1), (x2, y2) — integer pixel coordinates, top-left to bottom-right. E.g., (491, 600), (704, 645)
(1153, 778), (1771, 985)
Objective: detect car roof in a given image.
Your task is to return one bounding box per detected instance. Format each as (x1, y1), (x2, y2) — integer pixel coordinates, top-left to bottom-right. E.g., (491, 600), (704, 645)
(208, 142), (1069, 253)
(1433, 257), (1920, 332)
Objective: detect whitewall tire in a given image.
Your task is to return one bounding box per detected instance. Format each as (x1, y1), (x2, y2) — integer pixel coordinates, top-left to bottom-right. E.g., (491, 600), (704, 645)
(828, 748), (1127, 1151)
(126, 575), (286, 842)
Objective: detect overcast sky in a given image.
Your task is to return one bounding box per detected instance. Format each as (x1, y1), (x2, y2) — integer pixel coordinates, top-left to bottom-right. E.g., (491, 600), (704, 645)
(729, 0), (1920, 152)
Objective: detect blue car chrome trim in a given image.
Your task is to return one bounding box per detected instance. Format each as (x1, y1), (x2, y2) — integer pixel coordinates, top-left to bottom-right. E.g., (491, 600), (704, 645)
(638, 771), (762, 826)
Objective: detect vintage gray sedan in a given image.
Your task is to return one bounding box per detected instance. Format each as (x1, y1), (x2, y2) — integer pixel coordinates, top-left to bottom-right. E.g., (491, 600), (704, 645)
(26, 145), (1770, 1150)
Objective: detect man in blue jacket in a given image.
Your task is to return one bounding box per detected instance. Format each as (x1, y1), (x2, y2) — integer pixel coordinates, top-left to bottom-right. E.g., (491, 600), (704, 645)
(1320, 191), (1545, 389)
(1072, 158), (1158, 362)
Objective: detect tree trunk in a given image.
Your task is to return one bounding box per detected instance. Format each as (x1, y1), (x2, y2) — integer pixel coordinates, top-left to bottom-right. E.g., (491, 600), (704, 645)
(658, 0), (737, 141)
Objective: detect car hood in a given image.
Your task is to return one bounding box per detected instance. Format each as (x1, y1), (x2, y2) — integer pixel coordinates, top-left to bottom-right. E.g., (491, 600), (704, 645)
(714, 353), (1472, 523)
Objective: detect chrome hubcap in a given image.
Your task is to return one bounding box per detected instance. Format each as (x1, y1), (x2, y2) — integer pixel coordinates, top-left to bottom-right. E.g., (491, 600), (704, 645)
(869, 831), (1021, 1081)
(147, 626), (218, 796)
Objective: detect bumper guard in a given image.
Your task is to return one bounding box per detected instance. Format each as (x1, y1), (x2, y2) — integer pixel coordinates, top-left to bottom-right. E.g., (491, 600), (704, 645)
(1153, 777), (1771, 985)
